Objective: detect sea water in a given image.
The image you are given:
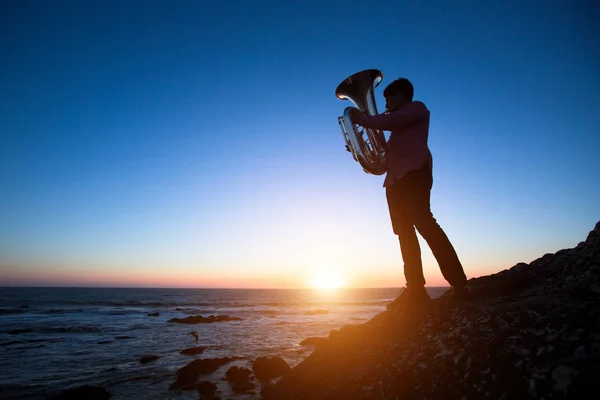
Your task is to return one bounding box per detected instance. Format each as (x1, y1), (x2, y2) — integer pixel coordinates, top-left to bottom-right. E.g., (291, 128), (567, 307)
(0, 287), (447, 399)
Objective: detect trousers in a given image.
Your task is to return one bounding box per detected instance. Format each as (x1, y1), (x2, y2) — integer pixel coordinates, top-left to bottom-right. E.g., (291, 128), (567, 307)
(385, 163), (467, 288)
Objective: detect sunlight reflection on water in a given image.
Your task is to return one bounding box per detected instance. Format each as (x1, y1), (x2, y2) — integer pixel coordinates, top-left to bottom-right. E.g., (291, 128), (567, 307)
(0, 287), (447, 399)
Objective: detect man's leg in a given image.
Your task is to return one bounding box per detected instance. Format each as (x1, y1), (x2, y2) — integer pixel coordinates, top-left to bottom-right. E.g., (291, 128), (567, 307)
(386, 178), (426, 289)
(405, 165), (467, 287)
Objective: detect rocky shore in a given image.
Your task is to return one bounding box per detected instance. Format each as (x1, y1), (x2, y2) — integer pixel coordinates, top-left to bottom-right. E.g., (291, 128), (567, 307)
(48, 221), (599, 399)
(261, 221), (600, 400)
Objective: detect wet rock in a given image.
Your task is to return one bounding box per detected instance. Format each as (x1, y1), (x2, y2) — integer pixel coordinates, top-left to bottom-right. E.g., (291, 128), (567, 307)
(232, 379), (256, 393)
(168, 315), (242, 324)
(171, 357), (241, 389)
(146, 312), (160, 316)
(225, 366), (256, 393)
(47, 385), (111, 400)
(189, 380), (217, 397)
(251, 356), (291, 383)
(139, 355), (160, 364)
(299, 336), (329, 347)
(180, 346), (206, 356)
(225, 366), (253, 382)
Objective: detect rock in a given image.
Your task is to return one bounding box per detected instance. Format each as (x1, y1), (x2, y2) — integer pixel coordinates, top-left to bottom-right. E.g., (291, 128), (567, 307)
(225, 366), (256, 393)
(139, 355), (160, 364)
(168, 315), (242, 324)
(251, 356), (291, 383)
(299, 337), (329, 347)
(232, 379), (256, 393)
(170, 357), (241, 389)
(190, 380), (217, 397)
(147, 312), (160, 316)
(261, 220), (600, 400)
(180, 346), (206, 356)
(224, 366), (253, 382)
(47, 385), (111, 400)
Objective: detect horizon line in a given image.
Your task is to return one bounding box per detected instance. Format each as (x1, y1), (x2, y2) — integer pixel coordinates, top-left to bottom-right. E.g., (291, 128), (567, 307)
(0, 285), (452, 290)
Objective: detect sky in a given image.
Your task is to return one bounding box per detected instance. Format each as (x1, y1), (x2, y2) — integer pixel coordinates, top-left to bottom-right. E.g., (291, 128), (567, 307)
(1, 0), (599, 289)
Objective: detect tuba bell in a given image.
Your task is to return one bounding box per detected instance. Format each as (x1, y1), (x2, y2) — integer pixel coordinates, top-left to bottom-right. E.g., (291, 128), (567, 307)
(336, 69), (387, 175)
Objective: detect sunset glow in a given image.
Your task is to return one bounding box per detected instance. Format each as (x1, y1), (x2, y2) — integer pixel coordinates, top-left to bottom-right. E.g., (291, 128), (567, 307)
(0, 1), (597, 290)
(310, 269), (345, 290)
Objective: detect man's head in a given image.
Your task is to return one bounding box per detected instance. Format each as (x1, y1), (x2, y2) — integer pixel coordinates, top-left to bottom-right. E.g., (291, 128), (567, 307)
(383, 78), (414, 111)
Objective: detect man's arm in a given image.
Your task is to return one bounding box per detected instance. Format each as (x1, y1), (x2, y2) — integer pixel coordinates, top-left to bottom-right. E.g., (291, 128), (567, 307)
(358, 101), (429, 131)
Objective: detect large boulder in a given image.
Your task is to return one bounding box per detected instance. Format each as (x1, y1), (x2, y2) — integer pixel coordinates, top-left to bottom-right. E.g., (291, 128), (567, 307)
(252, 356), (291, 383)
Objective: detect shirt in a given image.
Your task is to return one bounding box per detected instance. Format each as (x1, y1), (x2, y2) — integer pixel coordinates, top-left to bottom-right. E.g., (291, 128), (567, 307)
(358, 101), (432, 187)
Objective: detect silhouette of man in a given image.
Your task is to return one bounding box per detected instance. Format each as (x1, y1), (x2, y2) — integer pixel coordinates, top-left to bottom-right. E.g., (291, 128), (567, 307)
(349, 77), (468, 306)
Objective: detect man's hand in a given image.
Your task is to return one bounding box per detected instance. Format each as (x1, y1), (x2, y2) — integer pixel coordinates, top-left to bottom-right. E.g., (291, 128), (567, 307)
(349, 108), (364, 125)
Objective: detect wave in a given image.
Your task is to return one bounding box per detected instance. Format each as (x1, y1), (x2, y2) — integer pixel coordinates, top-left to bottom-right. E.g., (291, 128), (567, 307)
(4, 326), (103, 334)
(11, 299), (394, 309)
(104, 309), (143, 316)
(0, 308), (27, 315)
(39, 308), (84, 314)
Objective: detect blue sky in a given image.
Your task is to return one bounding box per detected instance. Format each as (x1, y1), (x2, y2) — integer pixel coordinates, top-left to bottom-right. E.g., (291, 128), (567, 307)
(1, 0), (598, 288)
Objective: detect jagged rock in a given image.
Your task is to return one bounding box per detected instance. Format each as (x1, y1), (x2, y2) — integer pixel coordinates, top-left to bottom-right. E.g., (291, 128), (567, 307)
(189, 380), (217, 397)
(225, 366), (256, 393)
(180, 346), (206, 356)
(252, 356), (291, 383)
(232, 379), (257, 393)
(170, 357), (241, 389)
(299, 336), (329, 347)
(168, 315), (242, 324)
(47, 385), (111, 400)
(261, 220), (600, 400)
(139, 355), (160, 364)
(225, 366), (253, 382)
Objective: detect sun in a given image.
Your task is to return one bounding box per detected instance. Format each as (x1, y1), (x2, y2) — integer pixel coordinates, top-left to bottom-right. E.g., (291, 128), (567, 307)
(310, 269), (345, 290)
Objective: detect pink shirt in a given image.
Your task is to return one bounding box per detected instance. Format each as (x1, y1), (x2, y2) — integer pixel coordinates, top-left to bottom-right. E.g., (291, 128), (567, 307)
(359, 101), (432, 187)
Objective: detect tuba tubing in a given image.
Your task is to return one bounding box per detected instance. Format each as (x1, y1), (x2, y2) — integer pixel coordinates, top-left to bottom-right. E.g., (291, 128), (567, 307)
(335, 69), (387, 175)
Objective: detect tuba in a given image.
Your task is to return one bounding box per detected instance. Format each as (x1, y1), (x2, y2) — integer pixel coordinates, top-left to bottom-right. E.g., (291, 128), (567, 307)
(336, 69), (387, 175)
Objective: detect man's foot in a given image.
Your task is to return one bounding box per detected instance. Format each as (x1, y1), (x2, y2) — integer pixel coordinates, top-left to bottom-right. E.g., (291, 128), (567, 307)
(387, 286), (431, 309)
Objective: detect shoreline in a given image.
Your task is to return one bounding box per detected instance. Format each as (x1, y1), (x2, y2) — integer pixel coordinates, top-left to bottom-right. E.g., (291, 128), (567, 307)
(260, 221), (600, 399)
(12, 220), (600, 399)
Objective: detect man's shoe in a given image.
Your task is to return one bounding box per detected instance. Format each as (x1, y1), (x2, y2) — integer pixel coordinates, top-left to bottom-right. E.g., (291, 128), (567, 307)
(387, 286), (431, 310)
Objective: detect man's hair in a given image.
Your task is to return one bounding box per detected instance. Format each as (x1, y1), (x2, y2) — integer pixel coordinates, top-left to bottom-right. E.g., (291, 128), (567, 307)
(383, 78), (414, 102)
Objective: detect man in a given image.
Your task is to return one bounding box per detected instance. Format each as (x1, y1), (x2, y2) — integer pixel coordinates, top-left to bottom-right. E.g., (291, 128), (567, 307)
(349, 77), (468, 306)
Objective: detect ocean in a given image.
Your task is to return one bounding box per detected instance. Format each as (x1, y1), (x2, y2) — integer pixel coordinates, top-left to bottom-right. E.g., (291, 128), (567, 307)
(0, 287), (448, 400)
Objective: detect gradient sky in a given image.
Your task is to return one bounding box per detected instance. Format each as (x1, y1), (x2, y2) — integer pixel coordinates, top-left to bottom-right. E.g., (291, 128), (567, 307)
(1, 0), (599, 288)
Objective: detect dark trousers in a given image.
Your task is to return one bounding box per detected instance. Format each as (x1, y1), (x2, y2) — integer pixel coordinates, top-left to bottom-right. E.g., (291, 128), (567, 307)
(386, 163), (467, 288)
